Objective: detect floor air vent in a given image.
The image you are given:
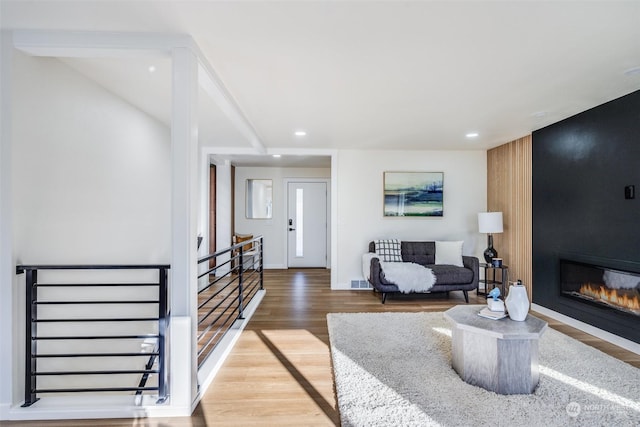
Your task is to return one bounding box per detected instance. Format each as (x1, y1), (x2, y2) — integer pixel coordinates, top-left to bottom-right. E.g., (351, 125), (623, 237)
(350, 279), (372, 289)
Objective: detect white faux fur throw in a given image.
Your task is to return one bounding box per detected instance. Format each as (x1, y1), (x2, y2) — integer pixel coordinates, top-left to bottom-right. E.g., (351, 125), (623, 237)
(362, 253), (379, 281)
(379, 261), (436, 293)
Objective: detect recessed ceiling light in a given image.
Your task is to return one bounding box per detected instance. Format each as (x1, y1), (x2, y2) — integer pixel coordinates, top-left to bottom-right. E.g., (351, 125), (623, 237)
(272, 154), (281, 158)
(148, 65), (156, 73)
(465, 132), (479, 138)
(294, 130), (307, 137)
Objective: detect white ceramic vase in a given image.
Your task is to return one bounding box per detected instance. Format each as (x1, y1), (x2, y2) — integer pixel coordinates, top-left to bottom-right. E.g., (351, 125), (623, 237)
(505, 282), (529, 321)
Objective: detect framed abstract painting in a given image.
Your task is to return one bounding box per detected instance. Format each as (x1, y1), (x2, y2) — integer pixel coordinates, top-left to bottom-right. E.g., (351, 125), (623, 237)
(383, 172), (443, 217)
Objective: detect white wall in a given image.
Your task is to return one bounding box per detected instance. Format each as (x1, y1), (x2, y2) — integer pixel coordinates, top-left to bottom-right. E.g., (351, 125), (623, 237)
(0, 31), (14, 416)
(12, 53), (171, 264)
(234, 167), (331, 269)
(335, 149), (487, 289)
(7, 51), (171, 406)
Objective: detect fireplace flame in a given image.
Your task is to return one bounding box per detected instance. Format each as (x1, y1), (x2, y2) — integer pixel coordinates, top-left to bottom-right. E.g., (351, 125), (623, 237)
(579, 283), (640, 311)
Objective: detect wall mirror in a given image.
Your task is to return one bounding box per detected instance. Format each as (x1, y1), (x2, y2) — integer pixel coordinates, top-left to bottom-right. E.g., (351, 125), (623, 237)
(246, 179), (273, 219)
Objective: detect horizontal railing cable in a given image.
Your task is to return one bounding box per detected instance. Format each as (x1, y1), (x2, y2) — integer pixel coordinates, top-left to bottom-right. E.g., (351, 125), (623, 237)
(35, 334), (159, 340)
(34, 352), (160, 358)
(197, 304), (241, 356)
(36, 370), (159, 376)
(28, 283), (161, 287)
(35, 300), (160, 305)
(197, 294), (240, 341)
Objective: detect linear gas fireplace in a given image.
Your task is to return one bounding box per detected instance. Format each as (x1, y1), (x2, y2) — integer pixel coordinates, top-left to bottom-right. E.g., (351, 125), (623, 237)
(560, 259), (640, 318)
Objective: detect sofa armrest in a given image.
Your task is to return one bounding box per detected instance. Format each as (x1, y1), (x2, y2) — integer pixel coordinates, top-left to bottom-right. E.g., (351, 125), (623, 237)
(369, 256), (382, 287)
(462, 256), (479, 289)
(369, 257), (400, 291)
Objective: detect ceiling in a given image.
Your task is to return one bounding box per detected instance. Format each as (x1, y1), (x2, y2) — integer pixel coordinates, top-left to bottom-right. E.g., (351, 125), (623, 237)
(3, 1), (640, 168)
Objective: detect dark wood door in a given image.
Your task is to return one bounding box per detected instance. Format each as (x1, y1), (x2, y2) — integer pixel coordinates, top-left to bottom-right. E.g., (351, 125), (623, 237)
(209, 164), (216, 268)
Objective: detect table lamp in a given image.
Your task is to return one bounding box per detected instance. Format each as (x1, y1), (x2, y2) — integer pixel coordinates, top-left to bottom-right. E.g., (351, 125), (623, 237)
(478, 212), (503, 263)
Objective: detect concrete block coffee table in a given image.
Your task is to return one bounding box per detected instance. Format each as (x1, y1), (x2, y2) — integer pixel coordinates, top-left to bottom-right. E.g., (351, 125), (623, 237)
(444, 304), (548, 394)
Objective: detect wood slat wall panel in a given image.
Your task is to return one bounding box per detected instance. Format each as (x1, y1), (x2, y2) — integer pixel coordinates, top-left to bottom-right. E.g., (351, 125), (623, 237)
(487, 135), (532, 300)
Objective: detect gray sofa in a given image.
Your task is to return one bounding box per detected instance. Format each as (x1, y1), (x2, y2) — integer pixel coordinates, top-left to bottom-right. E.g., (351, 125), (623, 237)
(368, 241), (479, 304)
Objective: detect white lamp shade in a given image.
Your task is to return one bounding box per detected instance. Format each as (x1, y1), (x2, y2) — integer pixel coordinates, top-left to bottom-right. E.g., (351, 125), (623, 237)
(478, 212), (503, 233)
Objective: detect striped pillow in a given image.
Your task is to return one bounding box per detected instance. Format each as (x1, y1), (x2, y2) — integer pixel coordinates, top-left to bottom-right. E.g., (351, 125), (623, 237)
(374, 239), (403, 262)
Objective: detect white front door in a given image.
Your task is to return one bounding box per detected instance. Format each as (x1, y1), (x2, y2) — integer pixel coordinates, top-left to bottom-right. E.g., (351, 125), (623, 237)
(287, 181), (327, 268)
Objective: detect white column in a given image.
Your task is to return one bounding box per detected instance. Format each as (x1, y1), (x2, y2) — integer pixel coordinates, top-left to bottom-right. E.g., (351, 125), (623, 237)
(216, 161), (232, 275)
(0, 31), (14, 417)
(170, 46), (199, 412)
(197, 153), (210, 259)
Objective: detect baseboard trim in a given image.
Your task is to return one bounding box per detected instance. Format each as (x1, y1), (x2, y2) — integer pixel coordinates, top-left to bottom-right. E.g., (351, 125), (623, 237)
(2, 396), (191, 421)
(531, 303), (640, 355)
(0, 403), (10, 420)
(264, 265), (332, 270)
(264, 264), (285, 269)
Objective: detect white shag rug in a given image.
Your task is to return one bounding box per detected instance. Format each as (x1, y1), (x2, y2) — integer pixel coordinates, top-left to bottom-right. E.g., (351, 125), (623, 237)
(327, 311), (640, 427)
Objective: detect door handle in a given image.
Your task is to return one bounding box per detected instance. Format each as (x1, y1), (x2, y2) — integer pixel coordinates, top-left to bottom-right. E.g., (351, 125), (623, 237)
(289, 227), (296, 231)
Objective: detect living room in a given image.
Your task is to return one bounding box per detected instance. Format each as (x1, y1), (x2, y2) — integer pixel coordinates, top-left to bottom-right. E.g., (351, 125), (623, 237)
(1, 1), (640, 425)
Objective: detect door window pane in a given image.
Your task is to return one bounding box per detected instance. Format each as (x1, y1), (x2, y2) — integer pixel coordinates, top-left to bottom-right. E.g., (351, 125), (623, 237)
(296, 188), (304, 257)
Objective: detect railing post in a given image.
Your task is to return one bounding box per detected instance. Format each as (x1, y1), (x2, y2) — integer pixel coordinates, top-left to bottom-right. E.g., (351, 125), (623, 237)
(238, 247), (244, 320)
(22, 268), (38, 407)
(259, 237), (264, 291)
(157, 267), (168, 404)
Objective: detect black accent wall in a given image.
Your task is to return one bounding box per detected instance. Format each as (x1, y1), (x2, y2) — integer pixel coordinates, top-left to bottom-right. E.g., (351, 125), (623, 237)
(532, 89), (640, 343)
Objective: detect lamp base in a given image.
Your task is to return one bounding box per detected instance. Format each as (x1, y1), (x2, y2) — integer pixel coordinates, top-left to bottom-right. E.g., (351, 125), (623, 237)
(483, 247), (498, 264)
(483, 234), (497, 263)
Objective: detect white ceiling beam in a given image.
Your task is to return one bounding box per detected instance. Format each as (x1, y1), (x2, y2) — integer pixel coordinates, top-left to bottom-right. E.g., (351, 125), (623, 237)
(197, 61), (266, 154)
(203, 146), (262, 157)
(12, 30), (189, 58)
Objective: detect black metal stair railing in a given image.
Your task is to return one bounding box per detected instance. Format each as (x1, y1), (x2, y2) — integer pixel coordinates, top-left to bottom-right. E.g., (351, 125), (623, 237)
(16, 264), (169, 407)
(196, 236), (263, 367)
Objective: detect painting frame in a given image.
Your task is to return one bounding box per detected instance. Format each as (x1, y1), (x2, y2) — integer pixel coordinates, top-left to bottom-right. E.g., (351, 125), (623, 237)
(383, 171), (444, 217)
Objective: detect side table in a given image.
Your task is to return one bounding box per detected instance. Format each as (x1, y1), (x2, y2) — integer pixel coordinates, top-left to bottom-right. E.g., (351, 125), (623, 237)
(478, 263), (508, 296)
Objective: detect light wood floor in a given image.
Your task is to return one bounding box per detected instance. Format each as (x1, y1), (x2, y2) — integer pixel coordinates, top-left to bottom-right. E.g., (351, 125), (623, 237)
(4, 268), (639, 426)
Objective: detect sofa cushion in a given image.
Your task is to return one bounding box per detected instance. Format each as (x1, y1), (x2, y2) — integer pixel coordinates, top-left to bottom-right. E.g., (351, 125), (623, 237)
(402, 254), (432, 266)
(429, 264), (473, 285)
(374, 239), (403, 262)
(435, 241), (464, 267)
(401, 241), (435, 265)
